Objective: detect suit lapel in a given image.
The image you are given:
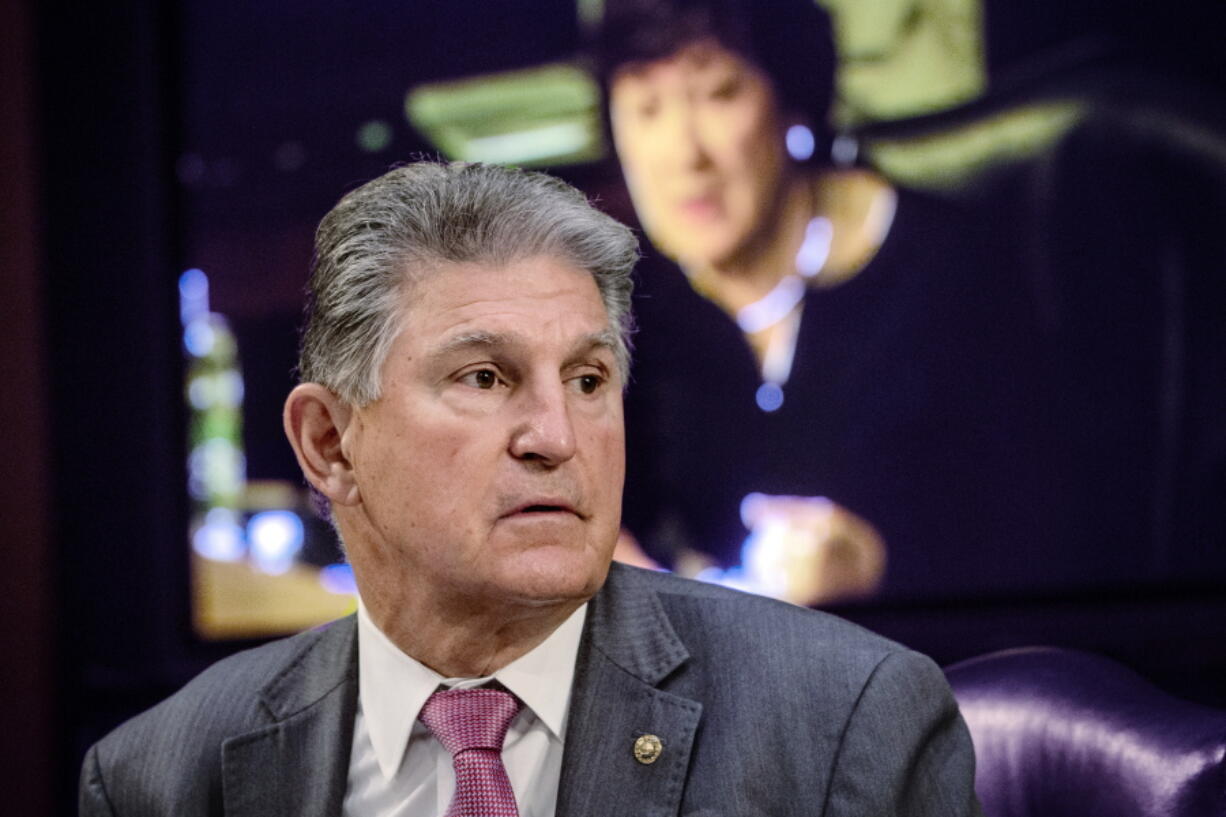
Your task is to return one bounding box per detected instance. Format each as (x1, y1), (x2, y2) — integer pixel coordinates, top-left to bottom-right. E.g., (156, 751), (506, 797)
(557, 566), (702, 817)
(222, 617), (359, 817)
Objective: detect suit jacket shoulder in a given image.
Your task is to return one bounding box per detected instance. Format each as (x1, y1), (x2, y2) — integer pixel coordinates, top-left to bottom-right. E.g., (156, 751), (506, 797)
(80, 617), (358, 817)
(559, 565), (980, 817)
(600, 563), (913, 705)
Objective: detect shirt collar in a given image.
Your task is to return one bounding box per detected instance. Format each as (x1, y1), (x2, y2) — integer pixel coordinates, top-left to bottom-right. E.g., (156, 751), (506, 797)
(357, 597), (588, 781)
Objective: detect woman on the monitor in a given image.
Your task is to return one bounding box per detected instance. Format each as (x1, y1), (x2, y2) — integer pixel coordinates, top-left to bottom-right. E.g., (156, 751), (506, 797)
(597, 0), (1061, 604)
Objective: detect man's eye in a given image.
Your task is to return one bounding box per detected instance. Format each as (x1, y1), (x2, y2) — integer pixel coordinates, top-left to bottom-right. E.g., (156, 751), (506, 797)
(575, 374), (604, 395)
(461, 369), (500, 390)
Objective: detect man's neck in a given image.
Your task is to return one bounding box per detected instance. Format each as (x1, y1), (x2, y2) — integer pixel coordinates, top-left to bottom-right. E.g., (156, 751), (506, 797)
(359, 581), (585, 678)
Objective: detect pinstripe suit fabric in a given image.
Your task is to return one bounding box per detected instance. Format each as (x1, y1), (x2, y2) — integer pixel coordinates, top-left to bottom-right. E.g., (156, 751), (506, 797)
(81, 563), (982, 817)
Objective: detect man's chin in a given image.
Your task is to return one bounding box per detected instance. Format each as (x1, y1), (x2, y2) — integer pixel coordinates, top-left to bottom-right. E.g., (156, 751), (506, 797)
(489, 546), (613, 608)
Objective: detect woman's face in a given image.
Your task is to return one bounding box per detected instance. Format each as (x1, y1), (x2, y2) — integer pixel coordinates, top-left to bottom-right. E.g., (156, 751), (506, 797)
(609, 40), (790, 268)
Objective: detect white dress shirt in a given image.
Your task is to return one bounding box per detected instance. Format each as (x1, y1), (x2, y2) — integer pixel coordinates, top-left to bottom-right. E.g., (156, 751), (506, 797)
(343, 599), (587, 817)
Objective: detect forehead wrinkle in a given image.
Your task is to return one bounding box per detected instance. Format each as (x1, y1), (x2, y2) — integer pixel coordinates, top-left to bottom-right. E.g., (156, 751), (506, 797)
(425, 325), (618, 369)
(426, 329), (513, 361)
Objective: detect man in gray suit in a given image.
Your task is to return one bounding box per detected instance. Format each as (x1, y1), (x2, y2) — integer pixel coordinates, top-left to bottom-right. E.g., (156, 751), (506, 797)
(80, 161), (981, 816)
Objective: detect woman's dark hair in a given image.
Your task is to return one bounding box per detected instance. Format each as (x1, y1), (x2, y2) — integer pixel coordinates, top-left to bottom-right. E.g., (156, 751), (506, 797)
(592, 0), (838, 149)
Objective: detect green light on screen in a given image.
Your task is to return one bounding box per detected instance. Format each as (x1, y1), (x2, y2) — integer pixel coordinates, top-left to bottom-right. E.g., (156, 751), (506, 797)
(356, 120), (393, 153)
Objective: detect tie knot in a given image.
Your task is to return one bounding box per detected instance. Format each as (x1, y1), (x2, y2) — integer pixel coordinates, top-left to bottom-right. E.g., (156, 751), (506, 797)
(418, 687), (522, 756)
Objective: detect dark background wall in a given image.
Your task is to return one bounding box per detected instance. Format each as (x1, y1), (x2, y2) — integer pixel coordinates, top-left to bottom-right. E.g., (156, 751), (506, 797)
(1, 0), (52, 811)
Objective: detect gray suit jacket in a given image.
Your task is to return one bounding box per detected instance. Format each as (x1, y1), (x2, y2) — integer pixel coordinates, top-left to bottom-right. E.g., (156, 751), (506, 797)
(80, 564), (982, 816)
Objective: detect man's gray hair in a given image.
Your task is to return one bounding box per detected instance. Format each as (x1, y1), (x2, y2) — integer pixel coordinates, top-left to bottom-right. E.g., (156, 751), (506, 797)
(299, 161), (639, 405)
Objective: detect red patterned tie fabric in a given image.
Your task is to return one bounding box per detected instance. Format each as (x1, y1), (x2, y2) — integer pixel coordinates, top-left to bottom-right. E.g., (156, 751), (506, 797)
(419, 687), (522, 817)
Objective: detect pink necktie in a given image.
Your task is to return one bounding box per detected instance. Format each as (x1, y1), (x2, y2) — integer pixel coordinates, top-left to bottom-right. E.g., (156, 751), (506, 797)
(419, 687), (522, 817)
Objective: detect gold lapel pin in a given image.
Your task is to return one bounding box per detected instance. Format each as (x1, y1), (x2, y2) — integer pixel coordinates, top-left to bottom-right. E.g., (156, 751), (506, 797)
(633, 733), (663, 764)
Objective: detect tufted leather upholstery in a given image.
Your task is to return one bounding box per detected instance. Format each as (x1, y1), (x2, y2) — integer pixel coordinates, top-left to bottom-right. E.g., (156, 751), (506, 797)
(946, 647), (1226, 817)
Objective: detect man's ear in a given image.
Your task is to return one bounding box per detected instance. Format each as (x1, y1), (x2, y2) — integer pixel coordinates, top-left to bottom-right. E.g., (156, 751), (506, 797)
(283, 383), (361, 506)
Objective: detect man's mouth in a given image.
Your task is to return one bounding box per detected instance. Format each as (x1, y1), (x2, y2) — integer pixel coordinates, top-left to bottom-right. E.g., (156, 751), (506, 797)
(500, 498), (584, 520)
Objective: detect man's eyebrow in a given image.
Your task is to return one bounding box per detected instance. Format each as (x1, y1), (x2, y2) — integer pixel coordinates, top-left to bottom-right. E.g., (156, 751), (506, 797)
(569, 329), (620, 363)
(434, 328), (500, 350)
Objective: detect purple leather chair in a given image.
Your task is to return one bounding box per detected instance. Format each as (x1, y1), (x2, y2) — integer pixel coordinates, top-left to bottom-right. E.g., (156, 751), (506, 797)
(945, 647), (1226, 817)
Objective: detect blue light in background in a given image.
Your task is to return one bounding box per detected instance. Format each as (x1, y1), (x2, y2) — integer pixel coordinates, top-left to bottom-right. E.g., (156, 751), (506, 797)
(786, 124), (815, 161)
(320, 564), (358, 595)
(192, 507), (245, 562)
(179, 268), (209, 326)
(736, 275), (805, 333)
(755, 382), (785, 413)
(248, 510), (305, 575)
(831, 133), (859, 167)
(183, 317), (216, 357)
(795, 217), (833, 278)
(694, 564), (756, 594)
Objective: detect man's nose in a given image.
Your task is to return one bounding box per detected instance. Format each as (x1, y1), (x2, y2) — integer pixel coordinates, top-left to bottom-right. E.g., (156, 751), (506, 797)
(507, 378), (577, 467)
